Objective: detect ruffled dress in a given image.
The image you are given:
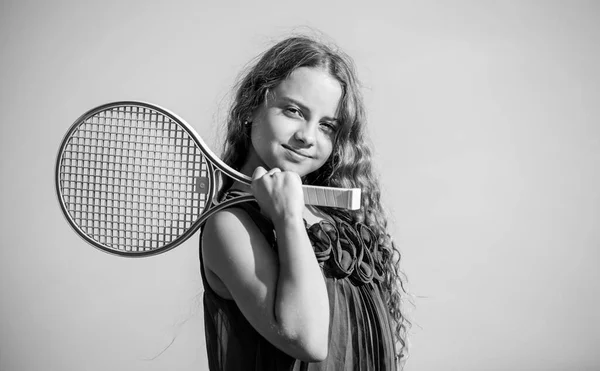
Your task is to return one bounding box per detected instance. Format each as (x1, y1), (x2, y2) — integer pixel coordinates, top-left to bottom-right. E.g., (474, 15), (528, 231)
(199, 192), (397, 370)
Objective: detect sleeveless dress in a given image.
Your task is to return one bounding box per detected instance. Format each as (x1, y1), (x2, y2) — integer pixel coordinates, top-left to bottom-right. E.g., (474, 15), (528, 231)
(199, 191), (397, 370)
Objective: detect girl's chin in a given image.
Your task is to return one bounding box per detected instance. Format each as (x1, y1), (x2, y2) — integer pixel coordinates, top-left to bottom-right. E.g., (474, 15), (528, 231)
(268, 162), (312, 177)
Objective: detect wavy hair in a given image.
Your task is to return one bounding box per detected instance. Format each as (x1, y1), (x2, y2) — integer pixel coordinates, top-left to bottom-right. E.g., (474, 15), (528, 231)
(219, 35), (410, 366)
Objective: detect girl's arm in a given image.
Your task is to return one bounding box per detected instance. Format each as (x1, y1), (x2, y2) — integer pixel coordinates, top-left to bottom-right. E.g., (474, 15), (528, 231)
(201, 168), (330, 362)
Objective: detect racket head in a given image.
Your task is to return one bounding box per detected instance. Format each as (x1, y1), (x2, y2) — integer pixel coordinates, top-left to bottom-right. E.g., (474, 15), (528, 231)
(55, 101), (216, 257)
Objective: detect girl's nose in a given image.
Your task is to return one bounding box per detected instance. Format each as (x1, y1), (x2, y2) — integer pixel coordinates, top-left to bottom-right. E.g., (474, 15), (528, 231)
(293, 122), (317, 147)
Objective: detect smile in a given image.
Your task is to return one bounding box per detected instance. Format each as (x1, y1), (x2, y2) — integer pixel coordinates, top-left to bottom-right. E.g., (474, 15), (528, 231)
(282, 145), (312, 159)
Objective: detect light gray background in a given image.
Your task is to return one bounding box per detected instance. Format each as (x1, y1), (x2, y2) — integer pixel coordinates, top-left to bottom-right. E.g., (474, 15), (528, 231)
(1, 1), (599, 370)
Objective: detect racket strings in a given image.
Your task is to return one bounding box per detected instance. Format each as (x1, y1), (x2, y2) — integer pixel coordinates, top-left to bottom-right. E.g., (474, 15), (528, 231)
(59, 105), (209, 253)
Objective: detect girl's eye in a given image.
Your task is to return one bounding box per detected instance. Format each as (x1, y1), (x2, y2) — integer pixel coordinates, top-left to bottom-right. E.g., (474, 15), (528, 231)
(320, 122), (338, 134)
(285, 107), (302, 117)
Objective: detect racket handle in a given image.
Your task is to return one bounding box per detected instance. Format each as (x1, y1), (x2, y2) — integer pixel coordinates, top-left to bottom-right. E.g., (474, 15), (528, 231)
(302, 185), (361, 210)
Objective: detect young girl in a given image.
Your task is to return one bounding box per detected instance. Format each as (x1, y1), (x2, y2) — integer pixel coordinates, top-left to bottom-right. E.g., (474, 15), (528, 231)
(199, 35), (409, 370)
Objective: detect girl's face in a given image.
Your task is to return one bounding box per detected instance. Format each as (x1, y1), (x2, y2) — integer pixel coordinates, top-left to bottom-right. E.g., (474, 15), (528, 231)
(244, 67), (343, 178)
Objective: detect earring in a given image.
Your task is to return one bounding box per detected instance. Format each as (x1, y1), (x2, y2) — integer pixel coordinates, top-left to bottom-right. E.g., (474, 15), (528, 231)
(244, 120), (252, 127)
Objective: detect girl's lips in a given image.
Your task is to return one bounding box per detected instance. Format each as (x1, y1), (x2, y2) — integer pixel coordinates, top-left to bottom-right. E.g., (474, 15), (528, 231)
(282, 145), (312, 158)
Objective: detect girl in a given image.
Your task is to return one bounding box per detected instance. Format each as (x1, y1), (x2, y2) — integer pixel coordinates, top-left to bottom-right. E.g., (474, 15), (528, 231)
(199, 35), (409, 370)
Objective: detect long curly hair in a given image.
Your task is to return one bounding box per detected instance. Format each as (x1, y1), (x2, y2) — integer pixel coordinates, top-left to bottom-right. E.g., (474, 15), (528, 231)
(219, 35), (410, 366)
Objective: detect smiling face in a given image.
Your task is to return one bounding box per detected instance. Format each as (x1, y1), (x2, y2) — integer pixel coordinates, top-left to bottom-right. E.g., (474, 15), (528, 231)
(241, 67), (343, 178)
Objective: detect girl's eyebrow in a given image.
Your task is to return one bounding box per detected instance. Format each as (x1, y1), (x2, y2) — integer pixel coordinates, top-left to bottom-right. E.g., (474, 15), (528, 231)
(280, 96), (339, 122)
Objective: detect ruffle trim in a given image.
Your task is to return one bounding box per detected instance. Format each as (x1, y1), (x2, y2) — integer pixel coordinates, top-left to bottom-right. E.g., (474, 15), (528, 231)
(306, 217), (390, 285)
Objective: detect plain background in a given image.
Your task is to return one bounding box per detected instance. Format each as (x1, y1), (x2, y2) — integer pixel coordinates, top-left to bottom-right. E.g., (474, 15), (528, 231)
(1, 1), (599, 370)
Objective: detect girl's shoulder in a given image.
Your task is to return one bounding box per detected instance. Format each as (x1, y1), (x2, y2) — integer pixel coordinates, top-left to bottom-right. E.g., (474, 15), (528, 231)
(200, 191), (278, 299)
(203, 189), (275, 250)
(216, 188), (276, 240)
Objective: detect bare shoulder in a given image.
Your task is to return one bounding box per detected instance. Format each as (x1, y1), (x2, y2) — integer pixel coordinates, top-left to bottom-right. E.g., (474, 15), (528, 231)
(202, 207), (256, 254)
(201, 207), (278, 297)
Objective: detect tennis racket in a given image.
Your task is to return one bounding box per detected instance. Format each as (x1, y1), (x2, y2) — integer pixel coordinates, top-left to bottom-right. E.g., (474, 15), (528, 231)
(55, 101), (361, 257)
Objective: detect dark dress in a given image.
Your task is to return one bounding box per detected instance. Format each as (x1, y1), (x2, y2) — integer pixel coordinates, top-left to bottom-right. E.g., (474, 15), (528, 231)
(199, 192), (397, 370)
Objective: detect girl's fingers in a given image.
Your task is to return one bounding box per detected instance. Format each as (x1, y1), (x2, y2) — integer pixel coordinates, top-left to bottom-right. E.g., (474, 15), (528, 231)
(252, 167), (282, 181)
(266, 168), (281, 177)
(252, 166), (268, 180)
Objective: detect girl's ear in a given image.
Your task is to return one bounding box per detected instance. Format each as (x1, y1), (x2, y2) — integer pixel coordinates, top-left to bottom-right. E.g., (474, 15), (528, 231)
(248, 107), (262, 126)
(244, 113), (256, 128)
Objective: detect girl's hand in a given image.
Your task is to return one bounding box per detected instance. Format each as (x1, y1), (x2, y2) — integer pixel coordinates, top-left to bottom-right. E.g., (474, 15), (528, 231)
(251, 166), (304, 223)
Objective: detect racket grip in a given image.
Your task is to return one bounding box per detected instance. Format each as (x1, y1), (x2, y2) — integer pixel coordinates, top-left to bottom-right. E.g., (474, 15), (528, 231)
(302, 185), (361, 210)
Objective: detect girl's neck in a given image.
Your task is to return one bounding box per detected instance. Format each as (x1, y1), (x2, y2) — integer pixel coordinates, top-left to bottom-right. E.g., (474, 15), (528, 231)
(238, 146), (264, 179)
